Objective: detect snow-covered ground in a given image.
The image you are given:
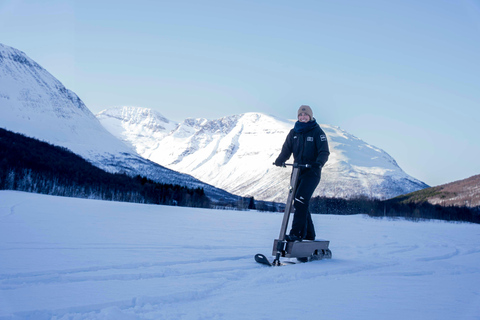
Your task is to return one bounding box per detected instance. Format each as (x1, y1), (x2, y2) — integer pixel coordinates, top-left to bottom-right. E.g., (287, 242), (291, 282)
(1, 191), (479, 320)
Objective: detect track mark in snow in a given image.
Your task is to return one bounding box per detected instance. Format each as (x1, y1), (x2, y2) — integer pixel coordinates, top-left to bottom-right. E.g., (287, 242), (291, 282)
(385, 245), (419, 255)
(416, 248), (460, 262)
(0, 255), (254, 290)
(13, 282), (231, 320)
(253, 260), (401, 285)
(463, 248), (480, 256)
(376, 270), (436, 277)
(3, 261), (256, 320)
(0, 254), (251, 279)
(0, 243), (257, 252)
(0, 202), (23, 220)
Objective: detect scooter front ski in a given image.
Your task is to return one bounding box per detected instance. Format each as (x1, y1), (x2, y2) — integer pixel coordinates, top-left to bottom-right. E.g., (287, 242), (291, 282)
(254, 254), (297, 266)
(255, 253), (274, 266)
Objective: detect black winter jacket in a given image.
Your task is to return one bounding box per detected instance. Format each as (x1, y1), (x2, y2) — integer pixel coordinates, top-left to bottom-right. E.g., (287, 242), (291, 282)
(276, 122), (330, 169)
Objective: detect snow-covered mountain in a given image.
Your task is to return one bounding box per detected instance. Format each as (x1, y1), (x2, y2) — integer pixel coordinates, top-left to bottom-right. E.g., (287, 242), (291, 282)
(0, 43), (235, 200)
(97, 106), (429, 202)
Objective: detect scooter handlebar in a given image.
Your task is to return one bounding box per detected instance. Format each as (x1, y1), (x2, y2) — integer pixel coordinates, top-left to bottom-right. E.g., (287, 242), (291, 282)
(272, 162), (312, 168)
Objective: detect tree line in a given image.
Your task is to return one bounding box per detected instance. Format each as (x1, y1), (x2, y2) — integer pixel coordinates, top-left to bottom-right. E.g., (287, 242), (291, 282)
(1, 127), (478, 222)
(309, 196), (480, 224)
(241, 195), (479, 224)
(0, 127), (210, 208)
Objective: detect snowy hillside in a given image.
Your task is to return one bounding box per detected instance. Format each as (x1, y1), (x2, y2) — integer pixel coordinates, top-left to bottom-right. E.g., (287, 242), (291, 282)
(0, 43), (235, 201)
(97, 106), (428, 201)
(1, 190), (479, 319)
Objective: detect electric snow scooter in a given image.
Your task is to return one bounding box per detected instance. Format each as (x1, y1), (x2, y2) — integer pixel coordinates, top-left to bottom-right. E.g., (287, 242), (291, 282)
(255, 163), (332, 266)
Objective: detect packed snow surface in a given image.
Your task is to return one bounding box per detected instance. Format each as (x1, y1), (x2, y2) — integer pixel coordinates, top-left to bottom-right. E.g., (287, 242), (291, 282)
(1, 191), (479, 319)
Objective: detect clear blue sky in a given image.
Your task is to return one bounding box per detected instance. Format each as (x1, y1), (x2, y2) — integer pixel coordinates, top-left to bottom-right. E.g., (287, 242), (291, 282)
(1, 0), (479, 187)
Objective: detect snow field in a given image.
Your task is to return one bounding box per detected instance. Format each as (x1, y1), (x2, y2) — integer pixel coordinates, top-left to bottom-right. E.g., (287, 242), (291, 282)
(0, 191), (479, 319)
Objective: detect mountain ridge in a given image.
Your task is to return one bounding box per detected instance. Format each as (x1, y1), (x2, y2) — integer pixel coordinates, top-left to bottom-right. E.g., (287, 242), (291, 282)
(0, 43), (237, 201)
(97, 106), (429, 202)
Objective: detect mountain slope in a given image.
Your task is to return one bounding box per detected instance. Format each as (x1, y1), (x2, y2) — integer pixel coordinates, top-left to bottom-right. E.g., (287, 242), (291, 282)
(0, 43), (235, 201)
(392, 174), (480, 208)
(97, 106), (429, 201)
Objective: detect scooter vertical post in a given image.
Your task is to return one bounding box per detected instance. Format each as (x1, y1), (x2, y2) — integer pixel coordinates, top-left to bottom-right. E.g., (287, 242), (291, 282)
(272, 163), (303, 265)
(278, 165), (301, 240)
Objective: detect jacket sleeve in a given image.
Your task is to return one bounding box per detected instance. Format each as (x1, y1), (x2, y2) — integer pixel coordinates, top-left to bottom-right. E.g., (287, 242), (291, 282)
(315, 129), (330, 167)
(275, 130), (294, 164)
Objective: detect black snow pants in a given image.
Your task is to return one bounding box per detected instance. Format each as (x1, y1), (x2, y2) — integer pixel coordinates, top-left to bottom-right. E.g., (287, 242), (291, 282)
(289, 168), (321, 240)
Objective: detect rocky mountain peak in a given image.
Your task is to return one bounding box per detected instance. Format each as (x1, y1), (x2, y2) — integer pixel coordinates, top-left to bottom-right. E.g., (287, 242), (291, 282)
(97, 106), (429, 201)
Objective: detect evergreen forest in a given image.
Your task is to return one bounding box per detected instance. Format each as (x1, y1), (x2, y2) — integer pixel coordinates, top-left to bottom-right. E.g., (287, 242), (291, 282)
(0, 128), (210, 208)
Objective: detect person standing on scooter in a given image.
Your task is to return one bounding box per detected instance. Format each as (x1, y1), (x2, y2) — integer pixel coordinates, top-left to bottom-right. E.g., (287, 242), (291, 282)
(274, 105), (330, 242)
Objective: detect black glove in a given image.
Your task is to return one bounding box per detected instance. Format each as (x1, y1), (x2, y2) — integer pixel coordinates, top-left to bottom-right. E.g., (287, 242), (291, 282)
(274, 159), (285, 167)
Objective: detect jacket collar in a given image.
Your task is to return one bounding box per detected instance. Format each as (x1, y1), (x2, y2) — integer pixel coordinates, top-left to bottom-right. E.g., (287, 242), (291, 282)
(294, 118), (318, 133)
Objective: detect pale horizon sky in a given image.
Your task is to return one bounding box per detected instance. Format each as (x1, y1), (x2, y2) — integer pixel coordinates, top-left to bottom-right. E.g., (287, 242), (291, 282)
(1, 0), (480, 187)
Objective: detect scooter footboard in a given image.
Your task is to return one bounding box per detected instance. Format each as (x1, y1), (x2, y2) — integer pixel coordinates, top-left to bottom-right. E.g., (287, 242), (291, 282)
(273, 239), (330, 258)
